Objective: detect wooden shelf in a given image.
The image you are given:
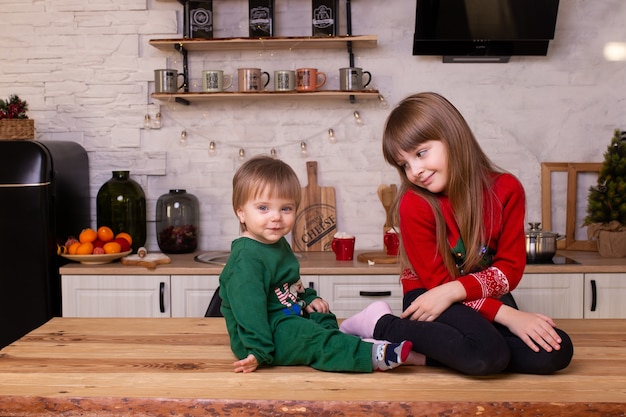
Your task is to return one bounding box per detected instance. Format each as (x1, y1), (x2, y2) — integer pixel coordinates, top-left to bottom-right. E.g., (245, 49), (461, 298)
(151, 90), (381, 104)
(149, 35), (377, 52)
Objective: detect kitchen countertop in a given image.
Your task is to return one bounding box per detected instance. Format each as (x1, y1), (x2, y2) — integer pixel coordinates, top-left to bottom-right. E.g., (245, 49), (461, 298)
(0, 317), (624, 417)
(59, 249), (626, 275)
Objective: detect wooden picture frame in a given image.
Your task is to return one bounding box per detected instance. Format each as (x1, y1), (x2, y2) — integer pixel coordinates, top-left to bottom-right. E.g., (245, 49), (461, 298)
(565, 163), (602, 250)
(541, 162), (601, 251)
(541, 163), (569, 249)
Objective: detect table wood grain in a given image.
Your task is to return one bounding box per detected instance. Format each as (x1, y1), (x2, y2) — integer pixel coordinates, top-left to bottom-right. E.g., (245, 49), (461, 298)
(0, 318), (625, 416)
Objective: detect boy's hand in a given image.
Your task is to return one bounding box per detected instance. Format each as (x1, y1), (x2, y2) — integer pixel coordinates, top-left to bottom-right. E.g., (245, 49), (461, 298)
(233, 354), (259, 373)
(306, 297), (330, 314)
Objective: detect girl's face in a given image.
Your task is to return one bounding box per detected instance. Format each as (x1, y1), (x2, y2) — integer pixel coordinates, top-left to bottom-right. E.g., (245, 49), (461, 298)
(395, 140), (449, 194)
(236, 190), (297, 244)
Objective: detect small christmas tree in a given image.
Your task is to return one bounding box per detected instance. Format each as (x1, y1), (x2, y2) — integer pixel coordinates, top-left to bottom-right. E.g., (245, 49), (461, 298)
(584, 129), (626, 226)
(0, 94), (29, 119)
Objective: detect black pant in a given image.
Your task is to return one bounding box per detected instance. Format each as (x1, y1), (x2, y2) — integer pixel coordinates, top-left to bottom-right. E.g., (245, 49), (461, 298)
(374, 289), (573, 376)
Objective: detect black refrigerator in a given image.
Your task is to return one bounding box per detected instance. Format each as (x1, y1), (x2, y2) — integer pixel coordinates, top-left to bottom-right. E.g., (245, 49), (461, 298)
(0, 140), (90, 348)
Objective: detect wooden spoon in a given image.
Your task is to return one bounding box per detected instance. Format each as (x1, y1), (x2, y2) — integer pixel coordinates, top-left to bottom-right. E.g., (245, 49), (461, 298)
(381, 186), (394, 228)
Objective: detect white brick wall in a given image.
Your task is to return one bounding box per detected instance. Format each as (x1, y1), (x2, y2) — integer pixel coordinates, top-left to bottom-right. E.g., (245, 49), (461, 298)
(1, 0), (625, 252)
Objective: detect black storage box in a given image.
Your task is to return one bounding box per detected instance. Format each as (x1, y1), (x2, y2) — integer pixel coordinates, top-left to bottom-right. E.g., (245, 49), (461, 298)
(249, 0), (274, 37)
(312, 0), (338, 37)
(182, 0), (213, 39)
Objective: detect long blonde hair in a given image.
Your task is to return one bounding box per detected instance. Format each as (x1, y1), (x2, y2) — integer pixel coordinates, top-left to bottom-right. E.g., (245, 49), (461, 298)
(382, 92), (502, 277)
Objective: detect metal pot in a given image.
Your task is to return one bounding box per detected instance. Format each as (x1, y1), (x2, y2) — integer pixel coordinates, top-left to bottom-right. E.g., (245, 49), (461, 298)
(525, 222), (563, 262)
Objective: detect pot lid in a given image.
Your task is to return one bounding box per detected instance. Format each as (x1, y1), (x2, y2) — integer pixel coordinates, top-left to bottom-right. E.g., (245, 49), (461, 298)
(525, 222), (559, 238)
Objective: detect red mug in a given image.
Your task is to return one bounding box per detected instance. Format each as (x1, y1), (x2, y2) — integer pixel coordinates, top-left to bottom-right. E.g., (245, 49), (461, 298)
(384, 230), (400, 256)
(331, 236), (355, 261)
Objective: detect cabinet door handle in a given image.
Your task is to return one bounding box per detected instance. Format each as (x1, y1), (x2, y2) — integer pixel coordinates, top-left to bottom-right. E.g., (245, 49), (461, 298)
(590, 279), (597, 312)
(359, 291), (392, 297)
(308, 281), (315, 289)
(159, 282), (165, 313)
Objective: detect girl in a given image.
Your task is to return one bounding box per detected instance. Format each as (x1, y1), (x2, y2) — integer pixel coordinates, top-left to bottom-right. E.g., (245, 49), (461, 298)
(219, 155), (412, 373)
(341, 92), (573, 375)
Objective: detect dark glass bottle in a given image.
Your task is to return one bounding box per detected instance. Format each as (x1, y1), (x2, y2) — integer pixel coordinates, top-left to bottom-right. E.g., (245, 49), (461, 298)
(156, 189), (199, 254)
(96, 171), (147, 252)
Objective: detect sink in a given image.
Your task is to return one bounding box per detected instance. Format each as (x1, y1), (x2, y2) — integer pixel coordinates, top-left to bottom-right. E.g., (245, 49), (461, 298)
(194, 250), (303, 265)
(194, 251), (232, 265)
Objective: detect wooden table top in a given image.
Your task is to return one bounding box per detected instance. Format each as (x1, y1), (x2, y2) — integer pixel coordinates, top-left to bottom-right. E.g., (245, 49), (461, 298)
(0, 318), (625, 416)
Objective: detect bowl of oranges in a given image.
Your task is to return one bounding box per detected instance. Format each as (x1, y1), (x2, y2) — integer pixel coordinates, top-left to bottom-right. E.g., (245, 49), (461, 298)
(59, 226), (133, 265)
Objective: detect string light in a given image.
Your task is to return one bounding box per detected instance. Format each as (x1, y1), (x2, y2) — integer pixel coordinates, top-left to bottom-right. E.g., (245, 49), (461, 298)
(153, 112), (162, 129)
(208, 141), (217, 157)
(327, 128), (337, 144)
(153, 109), (380, 157)
(378, 94), (390, 109)
(144, 114), (152, 129)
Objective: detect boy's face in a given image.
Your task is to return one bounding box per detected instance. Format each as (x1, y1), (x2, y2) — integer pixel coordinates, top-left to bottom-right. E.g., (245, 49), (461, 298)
(236, 191), (297, 244)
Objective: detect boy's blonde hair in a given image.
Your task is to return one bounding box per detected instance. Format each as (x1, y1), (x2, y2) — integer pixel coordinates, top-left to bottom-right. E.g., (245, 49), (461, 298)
(232, 155), (302, 232)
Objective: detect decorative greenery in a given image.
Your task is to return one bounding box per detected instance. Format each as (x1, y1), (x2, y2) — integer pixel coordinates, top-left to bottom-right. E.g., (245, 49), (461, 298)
(584, 129), (626, 226)
(0, 94), (29, 119)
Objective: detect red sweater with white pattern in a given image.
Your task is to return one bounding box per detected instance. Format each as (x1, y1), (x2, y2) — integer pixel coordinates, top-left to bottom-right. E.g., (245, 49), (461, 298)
(399, 173), (527, 321)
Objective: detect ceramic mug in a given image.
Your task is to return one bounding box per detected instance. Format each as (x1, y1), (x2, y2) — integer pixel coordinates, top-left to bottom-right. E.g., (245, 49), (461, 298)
(274, 70), (296, 91)
(339, 67), (372, 91)
(154, 69), (185, 93)
(202, 70), (233, 92)
(384, 230), (400, 256)
(238, 68), (270, 92)
(331, 235), (355, 261)
(296, 68), (326, 92)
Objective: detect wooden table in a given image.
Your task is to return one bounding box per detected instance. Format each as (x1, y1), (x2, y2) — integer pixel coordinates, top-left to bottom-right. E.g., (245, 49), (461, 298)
(0, 318), (625, 416)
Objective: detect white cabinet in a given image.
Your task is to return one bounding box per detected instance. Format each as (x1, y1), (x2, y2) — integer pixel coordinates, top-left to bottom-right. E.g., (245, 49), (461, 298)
(62, 275), (171, 318)
(62, 275), (219, 318)
(512, 273), (584, 319)
(584, 273), (626, 318)
(314, 275), (403, 319)
(170, 275), (220, 318)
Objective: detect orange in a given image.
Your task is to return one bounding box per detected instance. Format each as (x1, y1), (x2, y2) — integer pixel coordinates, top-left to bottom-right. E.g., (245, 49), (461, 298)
(97, 226), (115, 243)
(103, 241), (122, 254)
(79, 228), (97, 243)
(68, 241), (81, 255)
(115, 232), (132, 246)
(76, 242), (94, 255)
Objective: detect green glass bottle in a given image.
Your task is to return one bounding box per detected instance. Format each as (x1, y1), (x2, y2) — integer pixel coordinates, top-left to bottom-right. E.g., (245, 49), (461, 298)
(96, 171), (146, 252)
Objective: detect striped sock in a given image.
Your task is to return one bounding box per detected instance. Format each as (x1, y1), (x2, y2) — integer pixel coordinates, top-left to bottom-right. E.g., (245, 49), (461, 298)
(372, 340), (413, 371)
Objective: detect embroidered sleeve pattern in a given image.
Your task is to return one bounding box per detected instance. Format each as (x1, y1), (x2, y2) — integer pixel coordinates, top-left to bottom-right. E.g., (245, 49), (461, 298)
(469, 266), (510, 299)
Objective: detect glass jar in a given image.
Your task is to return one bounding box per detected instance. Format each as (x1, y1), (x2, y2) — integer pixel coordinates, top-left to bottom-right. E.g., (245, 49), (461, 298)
(156, 189), (199, 254)
(96, 171), (147, 252)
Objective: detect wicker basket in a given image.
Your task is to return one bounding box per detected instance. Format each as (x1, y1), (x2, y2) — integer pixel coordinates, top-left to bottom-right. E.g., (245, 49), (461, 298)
(0, 119), (35, 140)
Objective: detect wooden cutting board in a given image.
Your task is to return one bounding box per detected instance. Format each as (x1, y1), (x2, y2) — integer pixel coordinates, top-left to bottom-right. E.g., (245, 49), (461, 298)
(292, 161), (337, 252)
(121, 253), (171, 269)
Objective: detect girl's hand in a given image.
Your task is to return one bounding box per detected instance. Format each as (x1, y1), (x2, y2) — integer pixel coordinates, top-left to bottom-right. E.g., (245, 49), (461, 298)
(495, 306), (562, 352)
(306, 297), (330, 314)
(233, 354), (259, 373)
(401, 281), (466, 321)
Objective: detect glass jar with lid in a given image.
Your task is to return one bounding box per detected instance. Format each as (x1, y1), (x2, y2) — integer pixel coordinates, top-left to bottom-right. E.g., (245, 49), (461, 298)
(156, 189), (199, 254)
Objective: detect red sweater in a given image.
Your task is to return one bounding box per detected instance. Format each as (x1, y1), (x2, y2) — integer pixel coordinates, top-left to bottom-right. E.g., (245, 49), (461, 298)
(399, 173), (527, 321)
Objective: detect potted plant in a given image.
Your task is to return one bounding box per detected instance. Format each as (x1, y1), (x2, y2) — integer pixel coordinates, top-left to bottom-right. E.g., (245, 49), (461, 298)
(0, 94), (34, 140)
(583, 129), (626, 257)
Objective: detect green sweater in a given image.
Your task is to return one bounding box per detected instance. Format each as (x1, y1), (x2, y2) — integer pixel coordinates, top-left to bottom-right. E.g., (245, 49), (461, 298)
(219, 237), (320, 366)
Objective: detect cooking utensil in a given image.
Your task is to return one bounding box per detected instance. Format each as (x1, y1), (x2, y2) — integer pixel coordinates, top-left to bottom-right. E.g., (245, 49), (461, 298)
(525, 222), (564, 262)
(377, 184), (397, 230)
(292, 161), (337, 252)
